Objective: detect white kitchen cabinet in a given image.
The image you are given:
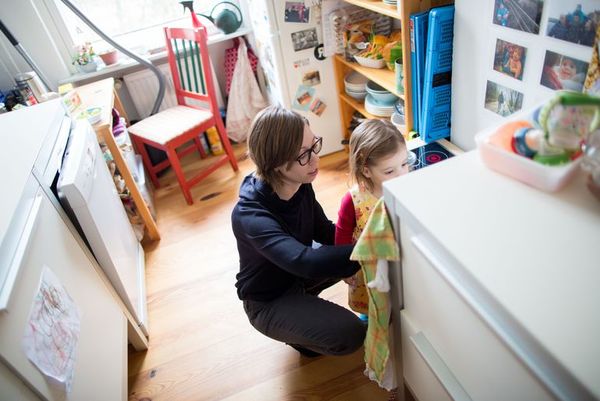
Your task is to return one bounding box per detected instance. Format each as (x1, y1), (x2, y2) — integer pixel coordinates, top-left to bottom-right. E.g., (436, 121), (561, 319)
(0, 102), (127, 400)
(0, 191), (127, 401)
(384, 151), (600, 401)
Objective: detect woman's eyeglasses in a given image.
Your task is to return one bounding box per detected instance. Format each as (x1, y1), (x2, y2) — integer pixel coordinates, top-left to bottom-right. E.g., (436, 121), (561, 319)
(296, 136), (323, 166)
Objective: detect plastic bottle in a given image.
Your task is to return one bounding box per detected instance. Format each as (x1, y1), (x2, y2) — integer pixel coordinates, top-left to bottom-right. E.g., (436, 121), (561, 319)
(206, 127), (224, 155)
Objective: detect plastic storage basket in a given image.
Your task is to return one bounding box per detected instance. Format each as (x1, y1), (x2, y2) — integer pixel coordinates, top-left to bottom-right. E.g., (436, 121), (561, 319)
(475, 106), (582, 192)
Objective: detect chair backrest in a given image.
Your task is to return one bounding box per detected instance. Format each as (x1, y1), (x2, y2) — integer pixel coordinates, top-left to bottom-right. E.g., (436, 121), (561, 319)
(164, 26), (219, 114)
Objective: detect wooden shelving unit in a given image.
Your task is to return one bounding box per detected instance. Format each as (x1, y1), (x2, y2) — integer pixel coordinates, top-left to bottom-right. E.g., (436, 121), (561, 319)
(333, 0), (453, 142)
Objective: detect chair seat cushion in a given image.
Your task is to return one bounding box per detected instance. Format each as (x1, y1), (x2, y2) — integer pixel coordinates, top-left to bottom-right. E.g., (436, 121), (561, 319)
(128, 105), (213, 145)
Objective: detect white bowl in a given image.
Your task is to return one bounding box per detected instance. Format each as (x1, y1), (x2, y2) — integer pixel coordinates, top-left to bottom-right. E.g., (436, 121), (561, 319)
(345, 89), (367, 101)
(344, 71), (368, 92)
(354, 55), (386, 69)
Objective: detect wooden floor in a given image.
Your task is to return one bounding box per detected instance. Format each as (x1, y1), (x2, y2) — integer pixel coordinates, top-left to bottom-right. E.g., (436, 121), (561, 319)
(127, 144), (392, 401)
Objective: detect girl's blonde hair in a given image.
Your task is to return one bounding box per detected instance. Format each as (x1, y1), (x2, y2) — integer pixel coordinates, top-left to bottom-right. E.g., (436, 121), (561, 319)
(349, 119), (406, 192)
(247, 106), (308, 191)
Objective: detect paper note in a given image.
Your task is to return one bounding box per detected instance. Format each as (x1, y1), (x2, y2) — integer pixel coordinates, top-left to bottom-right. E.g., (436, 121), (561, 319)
(22, 266), (81, 393)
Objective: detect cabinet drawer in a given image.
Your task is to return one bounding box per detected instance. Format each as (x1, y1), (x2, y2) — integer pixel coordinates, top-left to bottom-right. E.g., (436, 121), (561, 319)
(400, 223), (553, 401)
(0, 193), (126, 400)
(401, 310), (458, 401)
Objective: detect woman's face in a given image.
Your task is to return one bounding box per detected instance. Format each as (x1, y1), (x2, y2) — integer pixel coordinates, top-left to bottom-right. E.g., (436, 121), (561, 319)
(559, 58), (577, 80)
(277, 124), (321, 187)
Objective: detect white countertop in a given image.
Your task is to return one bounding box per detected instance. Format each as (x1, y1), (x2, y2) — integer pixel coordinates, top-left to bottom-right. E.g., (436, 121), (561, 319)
(0, 101), (65, 246)
(384, 150), (600, 398)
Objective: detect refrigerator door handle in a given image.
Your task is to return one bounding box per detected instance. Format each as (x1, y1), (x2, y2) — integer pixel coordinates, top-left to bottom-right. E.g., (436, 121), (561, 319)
(0, 188), (43, 311)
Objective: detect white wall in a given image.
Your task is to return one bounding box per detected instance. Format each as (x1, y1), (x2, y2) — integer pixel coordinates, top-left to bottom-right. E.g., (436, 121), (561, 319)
(451, 0), (593, 150)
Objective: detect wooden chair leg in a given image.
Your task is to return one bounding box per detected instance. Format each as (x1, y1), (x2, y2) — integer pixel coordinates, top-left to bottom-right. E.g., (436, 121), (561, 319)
(132, 135), (161, 189)
(166, 147), (193, 205)
(214, 118), (239, 171)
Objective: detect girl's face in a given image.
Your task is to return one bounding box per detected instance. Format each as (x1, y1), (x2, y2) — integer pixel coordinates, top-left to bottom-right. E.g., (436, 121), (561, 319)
(363, 146), (409, 196)
(511, 49), (521, 61)
(278, 124), (320, 188)
(559, 58), (577, 80)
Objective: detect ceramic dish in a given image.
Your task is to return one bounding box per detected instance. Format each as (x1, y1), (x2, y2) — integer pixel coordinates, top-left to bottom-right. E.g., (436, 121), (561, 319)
(344, 71), (369, 92)
(354, 55), (386, 69)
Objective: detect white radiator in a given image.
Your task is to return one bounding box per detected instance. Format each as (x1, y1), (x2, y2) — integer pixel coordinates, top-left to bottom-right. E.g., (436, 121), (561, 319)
(123, 61), (225, 120)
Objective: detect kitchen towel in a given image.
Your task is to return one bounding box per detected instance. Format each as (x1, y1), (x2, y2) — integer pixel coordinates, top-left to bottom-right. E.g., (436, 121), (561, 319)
(350, 197), (399, 391)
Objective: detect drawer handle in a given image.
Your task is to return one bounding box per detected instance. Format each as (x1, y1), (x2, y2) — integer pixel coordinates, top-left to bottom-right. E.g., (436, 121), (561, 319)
(410, 332), (472, 401)
(0, 189), (44, 311)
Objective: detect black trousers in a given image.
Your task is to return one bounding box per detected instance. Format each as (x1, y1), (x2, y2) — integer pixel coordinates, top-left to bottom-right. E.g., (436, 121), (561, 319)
(242, 278), (366, 355)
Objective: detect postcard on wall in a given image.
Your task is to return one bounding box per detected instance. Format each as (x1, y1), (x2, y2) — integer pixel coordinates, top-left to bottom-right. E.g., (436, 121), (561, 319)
(492, 0), (544, 34)
(545, 0), (599, 47)
(22, 266), (81, 393)
(584, 26), (600, 94)
(302, 70), (321, 86)
(292, 85), (316, 111)
(291, 28), (319, 52)
(484, 80), (524, 117)
(285, 2), (310, 23)
(493, 39), (527, 80)
(293, 58), (311, 69)
(540, 50), (589, 92)
(310, 98), (327, 116)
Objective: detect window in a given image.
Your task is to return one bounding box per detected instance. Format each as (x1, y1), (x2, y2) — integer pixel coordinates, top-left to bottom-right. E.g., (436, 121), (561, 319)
(48, 0), (233, 57)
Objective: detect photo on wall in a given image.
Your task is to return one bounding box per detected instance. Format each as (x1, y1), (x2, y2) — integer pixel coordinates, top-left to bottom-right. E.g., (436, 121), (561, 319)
(492, 0), (544, 34)
(484, 80), (524, 117)
(292, 85), (315, 111)
(540, 50), (589, 91)
(291, 28), (319, 52)
(545, 0), (599, 47)
(493, 39), (527, 80)
(285, 2), (309, 23)
(302, 70), (321, 86)
(584, 25), (600, 95)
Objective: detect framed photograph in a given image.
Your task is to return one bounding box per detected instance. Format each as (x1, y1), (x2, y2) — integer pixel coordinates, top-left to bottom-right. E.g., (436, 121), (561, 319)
(291, 28), (319, 52)
(302, 70), (321, 86)
(493, 39), (527, 80)
(310, 98), (327, 116)
(292, 85), (315, 111)
(584, 26), (600, 95)
(285, 2), (309, 23)
(484, 80), (524, 117)
(540, 50), (589, 91)
(492, 0), (544, 34)
(545, 0), (599, 47)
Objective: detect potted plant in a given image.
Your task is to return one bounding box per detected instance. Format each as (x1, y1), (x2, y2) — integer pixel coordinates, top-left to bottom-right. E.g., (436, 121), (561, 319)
(72, 42), (98, 73)
(98, 49), (119, 66)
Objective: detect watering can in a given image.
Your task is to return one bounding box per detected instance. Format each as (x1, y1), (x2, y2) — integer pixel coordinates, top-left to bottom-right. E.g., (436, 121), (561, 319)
(197, 1), (243, 35)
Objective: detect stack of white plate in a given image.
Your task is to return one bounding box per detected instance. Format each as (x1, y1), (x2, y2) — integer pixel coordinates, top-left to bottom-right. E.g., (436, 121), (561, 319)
(365, 94), (395, 117)
(382, 0), (397, 5)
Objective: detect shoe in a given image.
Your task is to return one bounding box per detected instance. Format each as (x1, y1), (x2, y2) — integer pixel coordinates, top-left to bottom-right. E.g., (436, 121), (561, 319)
(287, 343), (322, 357)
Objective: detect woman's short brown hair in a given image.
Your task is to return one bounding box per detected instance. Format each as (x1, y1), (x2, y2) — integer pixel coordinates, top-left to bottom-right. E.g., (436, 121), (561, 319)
(247, 106), (307, 190)
(349, 119), (406, 192)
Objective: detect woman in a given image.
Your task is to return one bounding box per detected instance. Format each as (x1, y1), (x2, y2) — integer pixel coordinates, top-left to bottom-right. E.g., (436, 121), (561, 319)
(231, 106), (366, 357)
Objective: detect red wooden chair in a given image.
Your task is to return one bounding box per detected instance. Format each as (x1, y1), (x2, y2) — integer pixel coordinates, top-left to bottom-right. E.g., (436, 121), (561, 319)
(128, 26), (238, 205)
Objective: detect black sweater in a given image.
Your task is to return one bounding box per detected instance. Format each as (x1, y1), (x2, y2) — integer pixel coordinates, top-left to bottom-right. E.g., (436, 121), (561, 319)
(231, 174), (360, 301)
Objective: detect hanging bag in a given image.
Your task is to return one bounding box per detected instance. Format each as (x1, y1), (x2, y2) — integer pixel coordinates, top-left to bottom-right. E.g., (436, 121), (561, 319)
(226, 40), (267, 142)
(224, 38), (259, 96)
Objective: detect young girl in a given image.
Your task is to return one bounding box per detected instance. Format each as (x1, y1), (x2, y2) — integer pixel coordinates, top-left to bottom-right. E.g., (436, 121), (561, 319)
(335, 119), (409, 315)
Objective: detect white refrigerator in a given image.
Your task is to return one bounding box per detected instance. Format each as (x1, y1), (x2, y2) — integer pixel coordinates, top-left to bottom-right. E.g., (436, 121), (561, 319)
(247, 0), (344, 156)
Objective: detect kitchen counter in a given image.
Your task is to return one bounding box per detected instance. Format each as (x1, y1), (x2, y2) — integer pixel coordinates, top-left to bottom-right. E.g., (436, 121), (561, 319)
(384, 151), (600, 400)
(0, 101), (65, 246)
